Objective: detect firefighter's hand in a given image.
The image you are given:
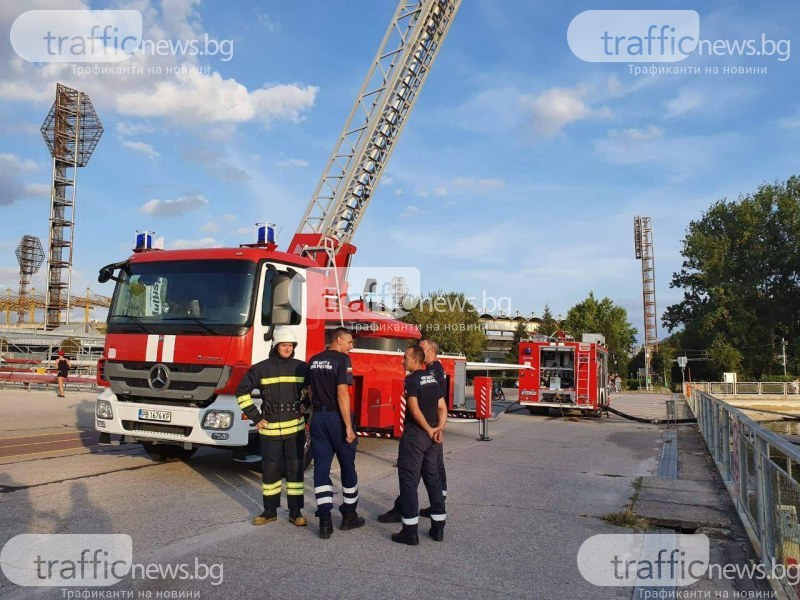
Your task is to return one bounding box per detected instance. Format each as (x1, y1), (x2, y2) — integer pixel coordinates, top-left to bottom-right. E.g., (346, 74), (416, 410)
(430, 427), (443, 443)
(257, 419), (269, 431)
(345, 427), (356, 444)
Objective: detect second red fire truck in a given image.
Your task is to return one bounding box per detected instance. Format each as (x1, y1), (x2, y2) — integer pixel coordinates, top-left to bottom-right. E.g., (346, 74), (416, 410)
(517, 332), (610, 417)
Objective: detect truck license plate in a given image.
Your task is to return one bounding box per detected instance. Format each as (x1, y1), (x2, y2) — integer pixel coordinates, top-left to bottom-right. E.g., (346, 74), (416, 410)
(138, 409), (172, 422)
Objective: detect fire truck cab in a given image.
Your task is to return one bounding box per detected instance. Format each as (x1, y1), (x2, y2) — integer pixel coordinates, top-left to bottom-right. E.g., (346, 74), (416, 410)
(517, 332), (609, 416)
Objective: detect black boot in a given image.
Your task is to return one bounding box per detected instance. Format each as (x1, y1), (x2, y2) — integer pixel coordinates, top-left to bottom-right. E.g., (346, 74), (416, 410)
(340, 511), (365, 531)
(377, 506), (402, 523)
(318, 515), (333, 540)
(419, 506), (432, 518)
(429, 523), (444, 542)
(391, 525), (419, 546)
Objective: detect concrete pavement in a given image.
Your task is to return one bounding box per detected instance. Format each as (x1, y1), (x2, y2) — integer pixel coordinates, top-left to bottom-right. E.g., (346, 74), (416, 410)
(0, 390), (769, 599)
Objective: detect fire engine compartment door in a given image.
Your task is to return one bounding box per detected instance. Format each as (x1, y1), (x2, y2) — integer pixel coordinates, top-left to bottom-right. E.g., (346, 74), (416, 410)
(452, 360), (466, 408)
(252, 264), (307, 363)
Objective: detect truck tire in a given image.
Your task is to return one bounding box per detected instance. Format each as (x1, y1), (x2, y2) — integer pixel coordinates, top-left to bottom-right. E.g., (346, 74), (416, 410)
(142, 442), (197, 462)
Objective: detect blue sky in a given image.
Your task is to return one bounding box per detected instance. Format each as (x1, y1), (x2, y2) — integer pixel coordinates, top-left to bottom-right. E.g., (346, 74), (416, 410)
(1, 0), (799, 341)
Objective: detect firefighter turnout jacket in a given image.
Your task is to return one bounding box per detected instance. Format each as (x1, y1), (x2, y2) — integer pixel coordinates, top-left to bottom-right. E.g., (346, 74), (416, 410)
(235, 349), (310, 439)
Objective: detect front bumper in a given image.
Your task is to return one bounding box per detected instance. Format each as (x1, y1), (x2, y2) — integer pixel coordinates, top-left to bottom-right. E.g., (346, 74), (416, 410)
(94, 388), (254, 447)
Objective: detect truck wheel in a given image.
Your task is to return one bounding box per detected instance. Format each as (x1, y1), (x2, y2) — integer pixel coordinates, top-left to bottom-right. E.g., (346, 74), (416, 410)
(142, 442), (197, 462)
(527, 406), (550, 416)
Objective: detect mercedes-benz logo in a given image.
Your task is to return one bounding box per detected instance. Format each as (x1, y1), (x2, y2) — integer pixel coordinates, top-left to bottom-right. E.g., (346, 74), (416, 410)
(148, 364), (170, 391)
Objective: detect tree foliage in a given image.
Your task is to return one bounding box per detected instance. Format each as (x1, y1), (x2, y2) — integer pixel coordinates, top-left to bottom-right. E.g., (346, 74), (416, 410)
(664, 177), (800, 378)
(563, 292), (637, 375)
(401, 290), (486, 360)
(539, 304), (559, 338)
(506, 321), (529, 363)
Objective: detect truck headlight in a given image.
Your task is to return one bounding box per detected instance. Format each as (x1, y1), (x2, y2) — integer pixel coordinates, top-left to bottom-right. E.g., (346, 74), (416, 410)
(203, 410), (233, 430)
(96, 400), (113, 420)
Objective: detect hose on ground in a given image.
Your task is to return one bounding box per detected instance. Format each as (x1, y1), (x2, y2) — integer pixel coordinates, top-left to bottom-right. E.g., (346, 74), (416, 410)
(446, 399), (525, 423)
(603, 405), (696, 425)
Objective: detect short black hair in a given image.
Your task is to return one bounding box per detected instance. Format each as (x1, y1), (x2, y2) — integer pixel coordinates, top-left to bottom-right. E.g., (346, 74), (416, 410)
(331, 327), (352, 342)
(407, 345), (425, 364)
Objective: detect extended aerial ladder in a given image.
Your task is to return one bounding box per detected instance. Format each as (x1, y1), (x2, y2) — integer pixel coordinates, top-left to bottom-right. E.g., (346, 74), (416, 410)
(289, 0), (461, 285)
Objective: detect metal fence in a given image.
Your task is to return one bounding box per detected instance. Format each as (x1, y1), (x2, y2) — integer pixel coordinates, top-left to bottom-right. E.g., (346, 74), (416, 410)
(689, 390), (800, 599)
(692, 381), (800, 396)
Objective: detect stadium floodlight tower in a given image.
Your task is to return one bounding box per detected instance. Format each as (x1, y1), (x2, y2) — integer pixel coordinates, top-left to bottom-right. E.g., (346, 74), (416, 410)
(634, 216), (658, 390)
(40, 83), (104, 330)
(15, 235), (45, 325)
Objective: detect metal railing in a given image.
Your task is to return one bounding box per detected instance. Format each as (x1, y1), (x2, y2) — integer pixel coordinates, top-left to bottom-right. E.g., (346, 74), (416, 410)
(692, 381), (800, 396)
(689, 390), (800, 599)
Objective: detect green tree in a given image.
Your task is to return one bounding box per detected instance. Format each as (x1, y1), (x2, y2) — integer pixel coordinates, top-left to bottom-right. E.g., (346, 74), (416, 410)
(401, 290), (486, 360)
(539, 304), (559, 338)
(563, 292), (637, 375)
(664, 177), (800, 378)
(506, 321), (529, 363)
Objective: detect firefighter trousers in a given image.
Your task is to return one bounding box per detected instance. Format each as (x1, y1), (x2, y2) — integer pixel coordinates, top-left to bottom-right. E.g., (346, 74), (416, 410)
(260, 432), (305, 514)
(397, 428), (446, 530)
(310, 411), (359, 517)
(392, 440), (447, 510)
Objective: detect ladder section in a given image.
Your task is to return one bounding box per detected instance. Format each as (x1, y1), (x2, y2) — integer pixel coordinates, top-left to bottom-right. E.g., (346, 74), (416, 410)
(576, 348), (591, 404)
(296, 0), (461, 246)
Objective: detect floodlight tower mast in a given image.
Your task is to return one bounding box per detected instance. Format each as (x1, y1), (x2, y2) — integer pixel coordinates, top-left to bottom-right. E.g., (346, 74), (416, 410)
(40, 83), (104, 329)
(634, 216), (658, 390)
(15, 235), (45, 325)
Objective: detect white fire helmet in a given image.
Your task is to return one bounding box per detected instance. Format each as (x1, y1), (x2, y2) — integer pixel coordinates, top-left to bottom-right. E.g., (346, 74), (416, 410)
(272, 327), (298, 346)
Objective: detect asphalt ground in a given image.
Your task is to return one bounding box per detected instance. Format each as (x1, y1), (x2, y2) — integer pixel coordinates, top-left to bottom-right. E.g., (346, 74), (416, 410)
(0, 390), (739, 600)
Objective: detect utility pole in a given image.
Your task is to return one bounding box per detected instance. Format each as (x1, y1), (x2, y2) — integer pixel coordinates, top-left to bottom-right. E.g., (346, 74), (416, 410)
(782, 337), (788, 376)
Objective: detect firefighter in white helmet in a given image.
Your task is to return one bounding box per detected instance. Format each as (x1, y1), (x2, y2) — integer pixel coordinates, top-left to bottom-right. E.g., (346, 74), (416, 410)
(236, 327), (310, 527)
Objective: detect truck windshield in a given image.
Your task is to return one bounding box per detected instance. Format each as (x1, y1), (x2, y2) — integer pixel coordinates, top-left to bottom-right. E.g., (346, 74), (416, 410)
(108, 260), (256, 335)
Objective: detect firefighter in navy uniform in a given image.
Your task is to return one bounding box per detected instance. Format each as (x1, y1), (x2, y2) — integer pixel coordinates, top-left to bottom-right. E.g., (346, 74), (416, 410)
(235, 327), (310, 527)
(391, 345), (447, 545)
(378, 338), (447, 524)
(308, 327), (365, 539)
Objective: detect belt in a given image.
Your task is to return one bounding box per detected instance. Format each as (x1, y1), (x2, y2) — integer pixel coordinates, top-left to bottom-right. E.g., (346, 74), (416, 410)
(312, 405), (339, 413)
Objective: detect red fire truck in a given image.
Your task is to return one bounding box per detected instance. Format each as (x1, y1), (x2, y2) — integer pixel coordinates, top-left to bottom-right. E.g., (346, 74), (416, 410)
(94, 0), (464, 460)
(517, 332), (610, 417)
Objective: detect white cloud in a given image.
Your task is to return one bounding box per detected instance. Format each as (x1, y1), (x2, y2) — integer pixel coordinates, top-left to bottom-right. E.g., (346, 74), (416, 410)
(168, 237), (222, 249)
(276, 158), (309, 168)
(433, 186), (447, 197)
(200, 221), (220, 234)
(0, 153), (45, 206)
(222, 213), (237, 221)
(0, 152), (37, 171)
(395, 188), (403, 196)
(116, 122), (155, 136)
(381, 176), (394, 185)
(0, 2), (318, 129)
(25, 183), (50, 196)
(452, 177), (505, 193)
(116, 71), (318, 126)
(183, 147), (251, 182)
(664, 88), (705, 117)
(141, 194), (209, 216)
(616, 126), (664, 142)
(413, 188), (429, 198)
(122, 140), (160, 159)
(522, 86), (594, 137)
(400, 205), (423, 218)
(780, 116), (800, 129)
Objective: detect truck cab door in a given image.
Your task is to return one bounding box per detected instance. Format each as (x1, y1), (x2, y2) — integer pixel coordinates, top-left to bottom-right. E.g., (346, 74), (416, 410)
(251, 263), (307, 363)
